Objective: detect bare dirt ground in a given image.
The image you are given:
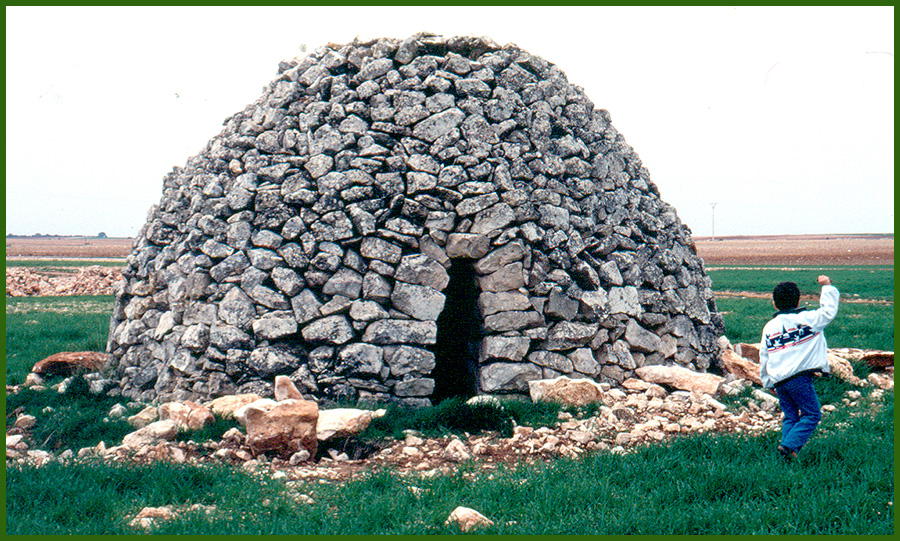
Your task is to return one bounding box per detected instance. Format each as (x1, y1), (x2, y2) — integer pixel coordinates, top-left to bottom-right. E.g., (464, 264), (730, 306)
(694, 234), (893, 266)
(5, 237), (132, 259)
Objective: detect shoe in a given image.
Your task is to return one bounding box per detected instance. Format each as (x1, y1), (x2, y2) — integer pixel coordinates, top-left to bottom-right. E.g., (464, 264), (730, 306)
(777, 445), (797, 461)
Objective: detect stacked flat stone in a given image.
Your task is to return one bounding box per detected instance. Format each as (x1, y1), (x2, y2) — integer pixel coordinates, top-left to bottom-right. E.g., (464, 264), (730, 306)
(107, 34), (725, 405)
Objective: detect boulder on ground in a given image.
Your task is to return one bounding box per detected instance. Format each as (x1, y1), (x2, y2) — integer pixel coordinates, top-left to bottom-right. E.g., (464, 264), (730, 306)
(158, 401), (215, 431)
(443, 437), (471, 463)
(830, 348), (894, 368)
(31, 351), (108, 376)
(635, 365), (724, 395)
(528, 376), (604, 406)
(316, 408), (384, 441)
(205, 393), (263, 419)
(15, 414), (37, 430)
(121, 419), (179, 449)
(445, 506), (494, 532)
(127, 406), (159, 429)
(718, 348), (761, 386)
(244, 399), (319, 457)
(734, 343), (760, 363)
(826, 353), (865, 386)
(234, 398), (279, 426)
(859, 351), (893, 368)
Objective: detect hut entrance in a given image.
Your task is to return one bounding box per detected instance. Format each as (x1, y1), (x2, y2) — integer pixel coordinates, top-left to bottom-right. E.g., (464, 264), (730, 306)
(431, 260), (481, 403)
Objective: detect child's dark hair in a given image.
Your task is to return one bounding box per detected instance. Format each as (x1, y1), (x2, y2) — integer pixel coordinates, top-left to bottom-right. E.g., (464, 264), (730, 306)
(773, 281), (801, 311)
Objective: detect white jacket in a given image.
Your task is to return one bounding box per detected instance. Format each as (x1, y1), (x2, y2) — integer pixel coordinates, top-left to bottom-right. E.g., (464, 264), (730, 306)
(759, 285), (840, 388)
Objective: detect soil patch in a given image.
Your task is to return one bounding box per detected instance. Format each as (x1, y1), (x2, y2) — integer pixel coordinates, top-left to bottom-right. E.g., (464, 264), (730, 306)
(6, 237), (132, 259)
(695, 234), (893, 265)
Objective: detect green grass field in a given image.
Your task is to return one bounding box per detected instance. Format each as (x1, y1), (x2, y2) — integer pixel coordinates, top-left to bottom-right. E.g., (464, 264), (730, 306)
(5, 295), (112, 385)
(707, 264), (894, 351)
(707, 265), (894, 302)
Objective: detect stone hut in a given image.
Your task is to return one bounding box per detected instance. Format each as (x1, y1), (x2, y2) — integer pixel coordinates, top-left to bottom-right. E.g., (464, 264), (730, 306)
(107, 34), (725, 406)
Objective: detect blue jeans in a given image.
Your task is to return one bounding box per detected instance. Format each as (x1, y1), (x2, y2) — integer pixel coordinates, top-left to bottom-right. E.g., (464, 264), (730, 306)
(776, 373), (822, 453)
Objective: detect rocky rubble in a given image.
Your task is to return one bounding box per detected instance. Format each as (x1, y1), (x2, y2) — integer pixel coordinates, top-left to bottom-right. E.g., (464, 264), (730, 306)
(106, 33), (725, 407)
(5, 266), (123, 297)
(8, 349), (893, 484)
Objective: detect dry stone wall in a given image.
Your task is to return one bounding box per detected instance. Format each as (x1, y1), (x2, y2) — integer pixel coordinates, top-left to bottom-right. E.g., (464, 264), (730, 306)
(107, 34), (724, 405)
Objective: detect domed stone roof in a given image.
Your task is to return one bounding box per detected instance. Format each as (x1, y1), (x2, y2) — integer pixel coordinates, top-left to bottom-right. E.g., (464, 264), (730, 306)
(107, 34), (725, 406)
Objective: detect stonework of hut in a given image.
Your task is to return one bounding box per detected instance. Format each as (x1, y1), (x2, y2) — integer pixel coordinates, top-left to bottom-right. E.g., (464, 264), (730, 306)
(106, 34), (725, 406)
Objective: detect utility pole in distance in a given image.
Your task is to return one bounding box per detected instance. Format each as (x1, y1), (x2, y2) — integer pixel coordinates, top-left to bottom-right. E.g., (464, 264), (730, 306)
(709, 202), (717, 241)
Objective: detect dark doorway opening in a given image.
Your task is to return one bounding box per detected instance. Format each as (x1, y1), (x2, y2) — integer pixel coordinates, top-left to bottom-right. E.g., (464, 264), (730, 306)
(431, 260), (481, 403)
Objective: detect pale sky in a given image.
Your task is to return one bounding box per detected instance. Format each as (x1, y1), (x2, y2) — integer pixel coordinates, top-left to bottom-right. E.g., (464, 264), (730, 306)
(5, 5), (894, 238)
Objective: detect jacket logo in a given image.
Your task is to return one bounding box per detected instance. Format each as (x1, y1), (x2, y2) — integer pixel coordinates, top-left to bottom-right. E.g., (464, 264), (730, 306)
(765, 324), (819, 352)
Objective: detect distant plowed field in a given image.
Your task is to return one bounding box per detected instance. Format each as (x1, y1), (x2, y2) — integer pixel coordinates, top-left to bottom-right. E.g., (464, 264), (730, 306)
(6, 237), (132, 259)
(694, 234), (893, 265)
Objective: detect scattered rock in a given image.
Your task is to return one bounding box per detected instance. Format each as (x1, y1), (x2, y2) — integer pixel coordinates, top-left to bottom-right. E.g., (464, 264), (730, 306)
(622, 378), (650, 391)
(14, 414), (37, 430)
(23, 372), (44, 387)
(859, 351), (893, 368)
(644, 384), (667, 399)
(244, 399), (319, 457)
(445, 506), (494, 532)
(528, 376), (605, 406)
(158, 401), (215, 431)
(7, 434), (25, 448)
(316, 408), (384, 441)
(443, 438), (471, 462)
(108, 404), (127, 419)
(718, 347), (762, 385)
(121, 420), (179, 449)
(750, 389), (778, 410)
(128, 504), (216, 530)
(831, 348), (894, 368)
(206, 394), (264, 419)
(734, 343), (760, 363)
(127, 406), (159, 429)
(826, 353), (865, 386)
(289, 449), (311, 465)
(234, 398), (279, 425)
(867, 372), (894, 390)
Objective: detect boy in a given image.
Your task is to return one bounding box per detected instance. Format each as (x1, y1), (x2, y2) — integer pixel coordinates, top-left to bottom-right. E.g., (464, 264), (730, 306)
(759, 275), (839, 461)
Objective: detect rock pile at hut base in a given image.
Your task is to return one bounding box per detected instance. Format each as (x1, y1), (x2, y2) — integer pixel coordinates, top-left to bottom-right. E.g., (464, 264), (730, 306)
(106, 33), (725, 407)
